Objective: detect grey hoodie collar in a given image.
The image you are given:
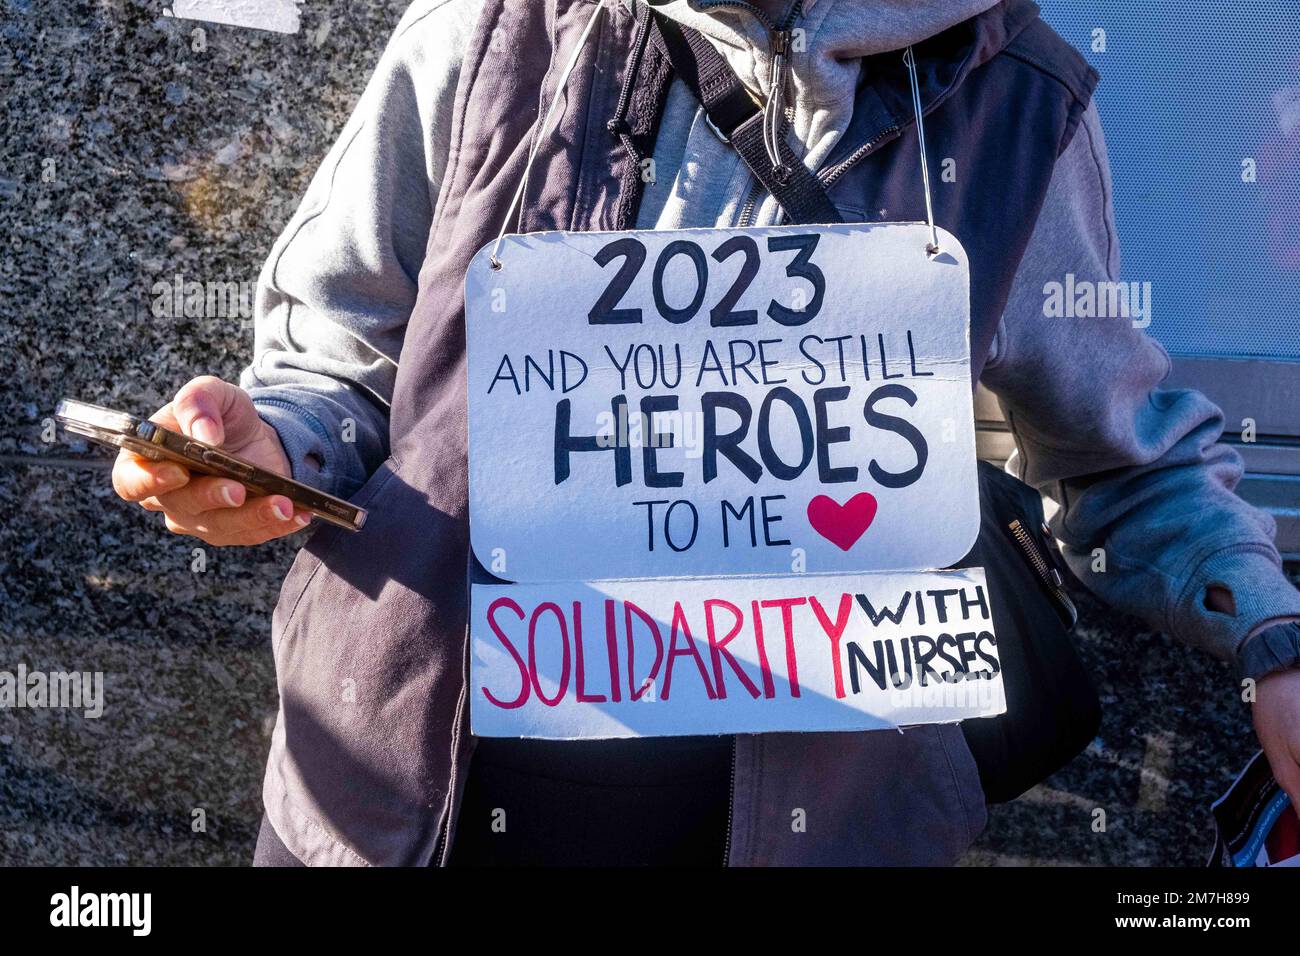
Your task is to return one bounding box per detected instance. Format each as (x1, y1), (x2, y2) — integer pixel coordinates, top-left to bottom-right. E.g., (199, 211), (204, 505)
(648, 0), (1003, 171)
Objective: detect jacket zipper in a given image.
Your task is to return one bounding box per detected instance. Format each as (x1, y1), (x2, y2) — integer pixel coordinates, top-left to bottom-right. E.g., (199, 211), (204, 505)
(818, 124), (903, 189)
(432, 807), (450, 866)
(693, 0), (803, 35)
(711, 4), (904, 868)
(737, 181), (763, 227)
(431, 630), (473, 866)
(729, 0), (802, 228)
(741, 121), (899, 227)
(1007, 518), (1078, 628)
(737, 105), (796, 227)
(722, 736), (737, 865)
(724, 4), (803, 869)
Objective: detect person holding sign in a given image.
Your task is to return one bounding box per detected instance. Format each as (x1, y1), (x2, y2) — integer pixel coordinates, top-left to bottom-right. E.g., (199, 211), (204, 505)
(111, 0), (1300, 867)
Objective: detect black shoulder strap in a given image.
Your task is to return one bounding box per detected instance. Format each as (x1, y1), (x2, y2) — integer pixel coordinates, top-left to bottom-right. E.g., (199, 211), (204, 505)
(650, 13), (843, 226)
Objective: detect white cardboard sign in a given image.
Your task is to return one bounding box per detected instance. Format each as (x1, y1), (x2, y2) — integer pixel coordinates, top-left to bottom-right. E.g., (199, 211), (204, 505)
(466, 224), (979, 583)
(470, 568), (1006, 738)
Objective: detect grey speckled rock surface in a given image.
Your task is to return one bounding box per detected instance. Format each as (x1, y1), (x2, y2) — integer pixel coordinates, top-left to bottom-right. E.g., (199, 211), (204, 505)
(0, 0), (1288, 867)
(1, 0), (409, 867)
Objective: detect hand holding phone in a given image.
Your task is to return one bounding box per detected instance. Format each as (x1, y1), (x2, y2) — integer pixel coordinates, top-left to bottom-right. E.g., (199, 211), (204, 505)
(83, 377), (364, 544)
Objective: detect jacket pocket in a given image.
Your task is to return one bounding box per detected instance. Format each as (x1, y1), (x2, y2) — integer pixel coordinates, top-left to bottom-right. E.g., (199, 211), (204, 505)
(937, 722), (989, 850)
(271, 456), (402, 655)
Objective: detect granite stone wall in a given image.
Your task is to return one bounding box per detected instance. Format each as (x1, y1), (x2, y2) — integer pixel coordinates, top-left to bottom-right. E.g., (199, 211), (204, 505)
(0, 0), (1271, 865)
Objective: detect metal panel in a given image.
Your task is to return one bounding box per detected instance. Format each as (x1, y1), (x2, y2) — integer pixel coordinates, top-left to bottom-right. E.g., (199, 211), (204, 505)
(976, 372), (1300, 556)
(1037, 0), (1300, 361)
(1165, 357), (1300, 446)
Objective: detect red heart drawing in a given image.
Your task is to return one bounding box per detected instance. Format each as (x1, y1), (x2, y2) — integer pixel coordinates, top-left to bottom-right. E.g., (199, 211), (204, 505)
(806, 493), (879, 551)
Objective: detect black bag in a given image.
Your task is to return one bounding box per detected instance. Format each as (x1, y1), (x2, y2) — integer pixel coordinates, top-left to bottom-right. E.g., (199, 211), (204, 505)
(652, 13), (1101, 802)
(952, 463), (1101, 802)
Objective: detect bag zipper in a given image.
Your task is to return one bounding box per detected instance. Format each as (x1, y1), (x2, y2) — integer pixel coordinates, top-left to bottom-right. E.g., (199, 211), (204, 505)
(1007, 518), (1078, 629)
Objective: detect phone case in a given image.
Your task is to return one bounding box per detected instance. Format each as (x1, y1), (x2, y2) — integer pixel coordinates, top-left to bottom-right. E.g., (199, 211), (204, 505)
(55, 398), (367, 531)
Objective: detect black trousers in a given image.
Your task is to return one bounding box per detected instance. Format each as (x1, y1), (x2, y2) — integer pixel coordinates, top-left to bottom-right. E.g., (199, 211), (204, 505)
(253, 736), (732, 867)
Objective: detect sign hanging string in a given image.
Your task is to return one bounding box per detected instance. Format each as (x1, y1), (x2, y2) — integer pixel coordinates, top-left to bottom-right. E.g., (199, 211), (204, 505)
(489, 5), (944, 268)
(903, 46), (942, 258)
(489, 0), (608, 271)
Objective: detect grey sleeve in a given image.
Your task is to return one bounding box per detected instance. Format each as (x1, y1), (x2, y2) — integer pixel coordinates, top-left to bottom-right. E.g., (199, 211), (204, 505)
(239, 0), (482, 497)
(981, 101), (1300, 668)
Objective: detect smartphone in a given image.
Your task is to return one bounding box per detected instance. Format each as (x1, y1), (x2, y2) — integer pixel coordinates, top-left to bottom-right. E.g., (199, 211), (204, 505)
(56, 398), (367, 531)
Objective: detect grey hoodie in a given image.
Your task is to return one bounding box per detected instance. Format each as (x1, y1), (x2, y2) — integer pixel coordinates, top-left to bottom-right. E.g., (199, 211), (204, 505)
(241, 0), (1300, 681)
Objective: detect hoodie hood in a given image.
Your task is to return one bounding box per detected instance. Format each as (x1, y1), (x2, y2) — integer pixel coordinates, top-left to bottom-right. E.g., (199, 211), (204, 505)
(648, 0), (1003, 170)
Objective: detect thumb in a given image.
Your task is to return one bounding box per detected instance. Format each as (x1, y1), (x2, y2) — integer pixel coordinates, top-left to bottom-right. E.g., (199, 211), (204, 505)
(169, 376), (248, 447)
